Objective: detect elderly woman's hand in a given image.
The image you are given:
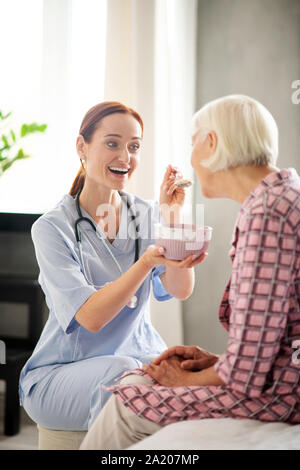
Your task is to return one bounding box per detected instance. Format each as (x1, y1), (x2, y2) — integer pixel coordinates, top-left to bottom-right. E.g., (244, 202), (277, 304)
(142, 355), (195, 387)
(150, 345), (219, 371)
(159, 164), (186, 224)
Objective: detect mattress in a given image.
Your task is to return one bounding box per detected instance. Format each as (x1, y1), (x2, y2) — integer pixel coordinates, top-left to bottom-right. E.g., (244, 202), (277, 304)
(128, 418), (300, 450)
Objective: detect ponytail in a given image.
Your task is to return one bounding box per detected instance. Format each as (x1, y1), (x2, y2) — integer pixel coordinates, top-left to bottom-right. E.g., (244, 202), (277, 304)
(69, 163), (85, 197)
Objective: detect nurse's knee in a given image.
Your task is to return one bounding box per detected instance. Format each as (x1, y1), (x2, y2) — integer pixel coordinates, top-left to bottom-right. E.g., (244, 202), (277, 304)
(120, 374), (154, 386)
(113, 356), (142, 374)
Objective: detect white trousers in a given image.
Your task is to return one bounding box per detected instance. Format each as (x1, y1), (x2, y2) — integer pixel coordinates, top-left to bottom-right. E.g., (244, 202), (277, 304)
(80, 374), (163, 450)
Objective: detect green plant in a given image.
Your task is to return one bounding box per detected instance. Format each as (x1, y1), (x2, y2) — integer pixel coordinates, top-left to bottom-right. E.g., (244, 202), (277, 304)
(0, 110), (47, 176)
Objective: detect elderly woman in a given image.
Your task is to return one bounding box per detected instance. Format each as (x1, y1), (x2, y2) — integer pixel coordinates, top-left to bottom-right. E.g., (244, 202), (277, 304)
(80, 95), (300, 450)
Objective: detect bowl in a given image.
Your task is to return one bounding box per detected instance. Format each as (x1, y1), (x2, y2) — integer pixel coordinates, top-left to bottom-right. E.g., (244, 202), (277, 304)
(154, 223), (212, 260)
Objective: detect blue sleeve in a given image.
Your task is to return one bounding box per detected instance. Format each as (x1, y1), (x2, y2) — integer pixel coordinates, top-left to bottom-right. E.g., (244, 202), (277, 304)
(145, 199), (173, 302)
(31, 218), (96, 334)
(151, 265), (173, 302)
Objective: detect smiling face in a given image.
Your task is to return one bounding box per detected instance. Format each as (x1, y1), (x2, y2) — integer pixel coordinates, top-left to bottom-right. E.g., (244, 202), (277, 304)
(76, 112), (143, 191)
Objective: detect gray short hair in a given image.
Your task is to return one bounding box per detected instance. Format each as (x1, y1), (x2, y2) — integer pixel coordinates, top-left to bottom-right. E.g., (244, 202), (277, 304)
(191, 95), (279, 172)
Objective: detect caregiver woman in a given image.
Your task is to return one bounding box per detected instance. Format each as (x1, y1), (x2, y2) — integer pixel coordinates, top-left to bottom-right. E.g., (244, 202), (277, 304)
(19, 101), (206, 431)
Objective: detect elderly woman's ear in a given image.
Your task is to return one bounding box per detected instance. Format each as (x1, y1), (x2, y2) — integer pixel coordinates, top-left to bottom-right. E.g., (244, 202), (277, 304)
(192, 129), (218, 165)
(207, 130), (218, 155)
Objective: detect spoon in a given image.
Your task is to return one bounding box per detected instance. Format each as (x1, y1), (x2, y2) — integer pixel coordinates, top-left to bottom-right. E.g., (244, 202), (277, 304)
(174, 177), (193, 188)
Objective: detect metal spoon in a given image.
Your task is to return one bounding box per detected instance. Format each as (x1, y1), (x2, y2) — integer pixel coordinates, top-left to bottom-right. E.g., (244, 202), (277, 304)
(174, 178), (193, 188)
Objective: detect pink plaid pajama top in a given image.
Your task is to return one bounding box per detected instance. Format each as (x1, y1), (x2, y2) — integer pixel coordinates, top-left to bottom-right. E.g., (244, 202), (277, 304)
(105, 168), (300, 425)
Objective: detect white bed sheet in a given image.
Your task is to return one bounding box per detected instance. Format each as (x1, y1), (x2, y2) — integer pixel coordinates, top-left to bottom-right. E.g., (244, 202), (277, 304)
(128, 418), (300, 450)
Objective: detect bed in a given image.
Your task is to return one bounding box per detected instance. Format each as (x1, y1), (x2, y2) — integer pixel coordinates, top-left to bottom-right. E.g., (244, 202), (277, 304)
(128, 418), (300, 450)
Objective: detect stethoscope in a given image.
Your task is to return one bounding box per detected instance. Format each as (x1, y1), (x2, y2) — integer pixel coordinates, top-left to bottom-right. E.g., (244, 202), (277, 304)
(74, 186), (140, 308)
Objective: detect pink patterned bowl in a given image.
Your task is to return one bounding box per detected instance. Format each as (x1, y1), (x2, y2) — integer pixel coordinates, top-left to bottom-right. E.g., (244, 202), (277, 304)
(154, 223), (213, 261)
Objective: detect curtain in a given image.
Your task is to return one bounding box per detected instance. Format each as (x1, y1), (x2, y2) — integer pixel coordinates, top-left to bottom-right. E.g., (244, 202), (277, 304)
(104, 0), (198, 346)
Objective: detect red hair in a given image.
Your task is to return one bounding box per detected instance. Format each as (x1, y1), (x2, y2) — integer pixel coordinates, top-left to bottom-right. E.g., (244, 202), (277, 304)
(69, 101), (144, 197)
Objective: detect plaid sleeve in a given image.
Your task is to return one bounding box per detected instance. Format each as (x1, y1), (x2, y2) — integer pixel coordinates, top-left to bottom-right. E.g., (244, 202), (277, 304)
(215, 210), (296, 397)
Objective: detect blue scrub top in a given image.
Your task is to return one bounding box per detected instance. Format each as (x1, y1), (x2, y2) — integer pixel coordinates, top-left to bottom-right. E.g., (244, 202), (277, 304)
(19, 191), (172, 402)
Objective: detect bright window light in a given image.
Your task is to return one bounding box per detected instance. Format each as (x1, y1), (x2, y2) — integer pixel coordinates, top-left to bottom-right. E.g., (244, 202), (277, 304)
(0, 0), (107, 214)
(154, 0), (196, 223)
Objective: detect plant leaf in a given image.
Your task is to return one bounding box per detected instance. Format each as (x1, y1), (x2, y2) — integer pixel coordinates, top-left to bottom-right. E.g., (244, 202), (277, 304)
(1, 159), (14, 172)
(0, 114), (47, 177)
(37, 123), (47, 132)
(20, 122), (47, 137)
(10, 129), (16, 143)
(20, 124), (28, 137)
(0, 111), (12, 120)
(0, 144), (9, 153)
(2, 135), (10, 148)
(15, 148), (30, 160)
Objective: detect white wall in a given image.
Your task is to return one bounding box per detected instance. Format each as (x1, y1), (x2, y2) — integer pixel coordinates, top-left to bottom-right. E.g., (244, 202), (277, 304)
(183, 0), (300, 353)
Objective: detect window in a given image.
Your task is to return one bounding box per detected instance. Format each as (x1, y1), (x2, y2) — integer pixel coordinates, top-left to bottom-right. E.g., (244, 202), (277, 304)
(0, 0), (107, 214)
(154, 0), (197, 222)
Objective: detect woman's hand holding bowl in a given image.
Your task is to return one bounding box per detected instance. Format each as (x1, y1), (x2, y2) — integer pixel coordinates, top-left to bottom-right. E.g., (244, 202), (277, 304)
(141, 245), (207, 270)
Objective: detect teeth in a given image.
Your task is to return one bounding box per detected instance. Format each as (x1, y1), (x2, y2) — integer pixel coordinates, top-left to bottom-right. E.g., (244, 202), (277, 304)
(109, 167), (129, 173)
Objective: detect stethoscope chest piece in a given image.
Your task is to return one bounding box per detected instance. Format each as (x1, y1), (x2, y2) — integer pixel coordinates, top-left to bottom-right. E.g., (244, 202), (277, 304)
(127, 294), (138, 309)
